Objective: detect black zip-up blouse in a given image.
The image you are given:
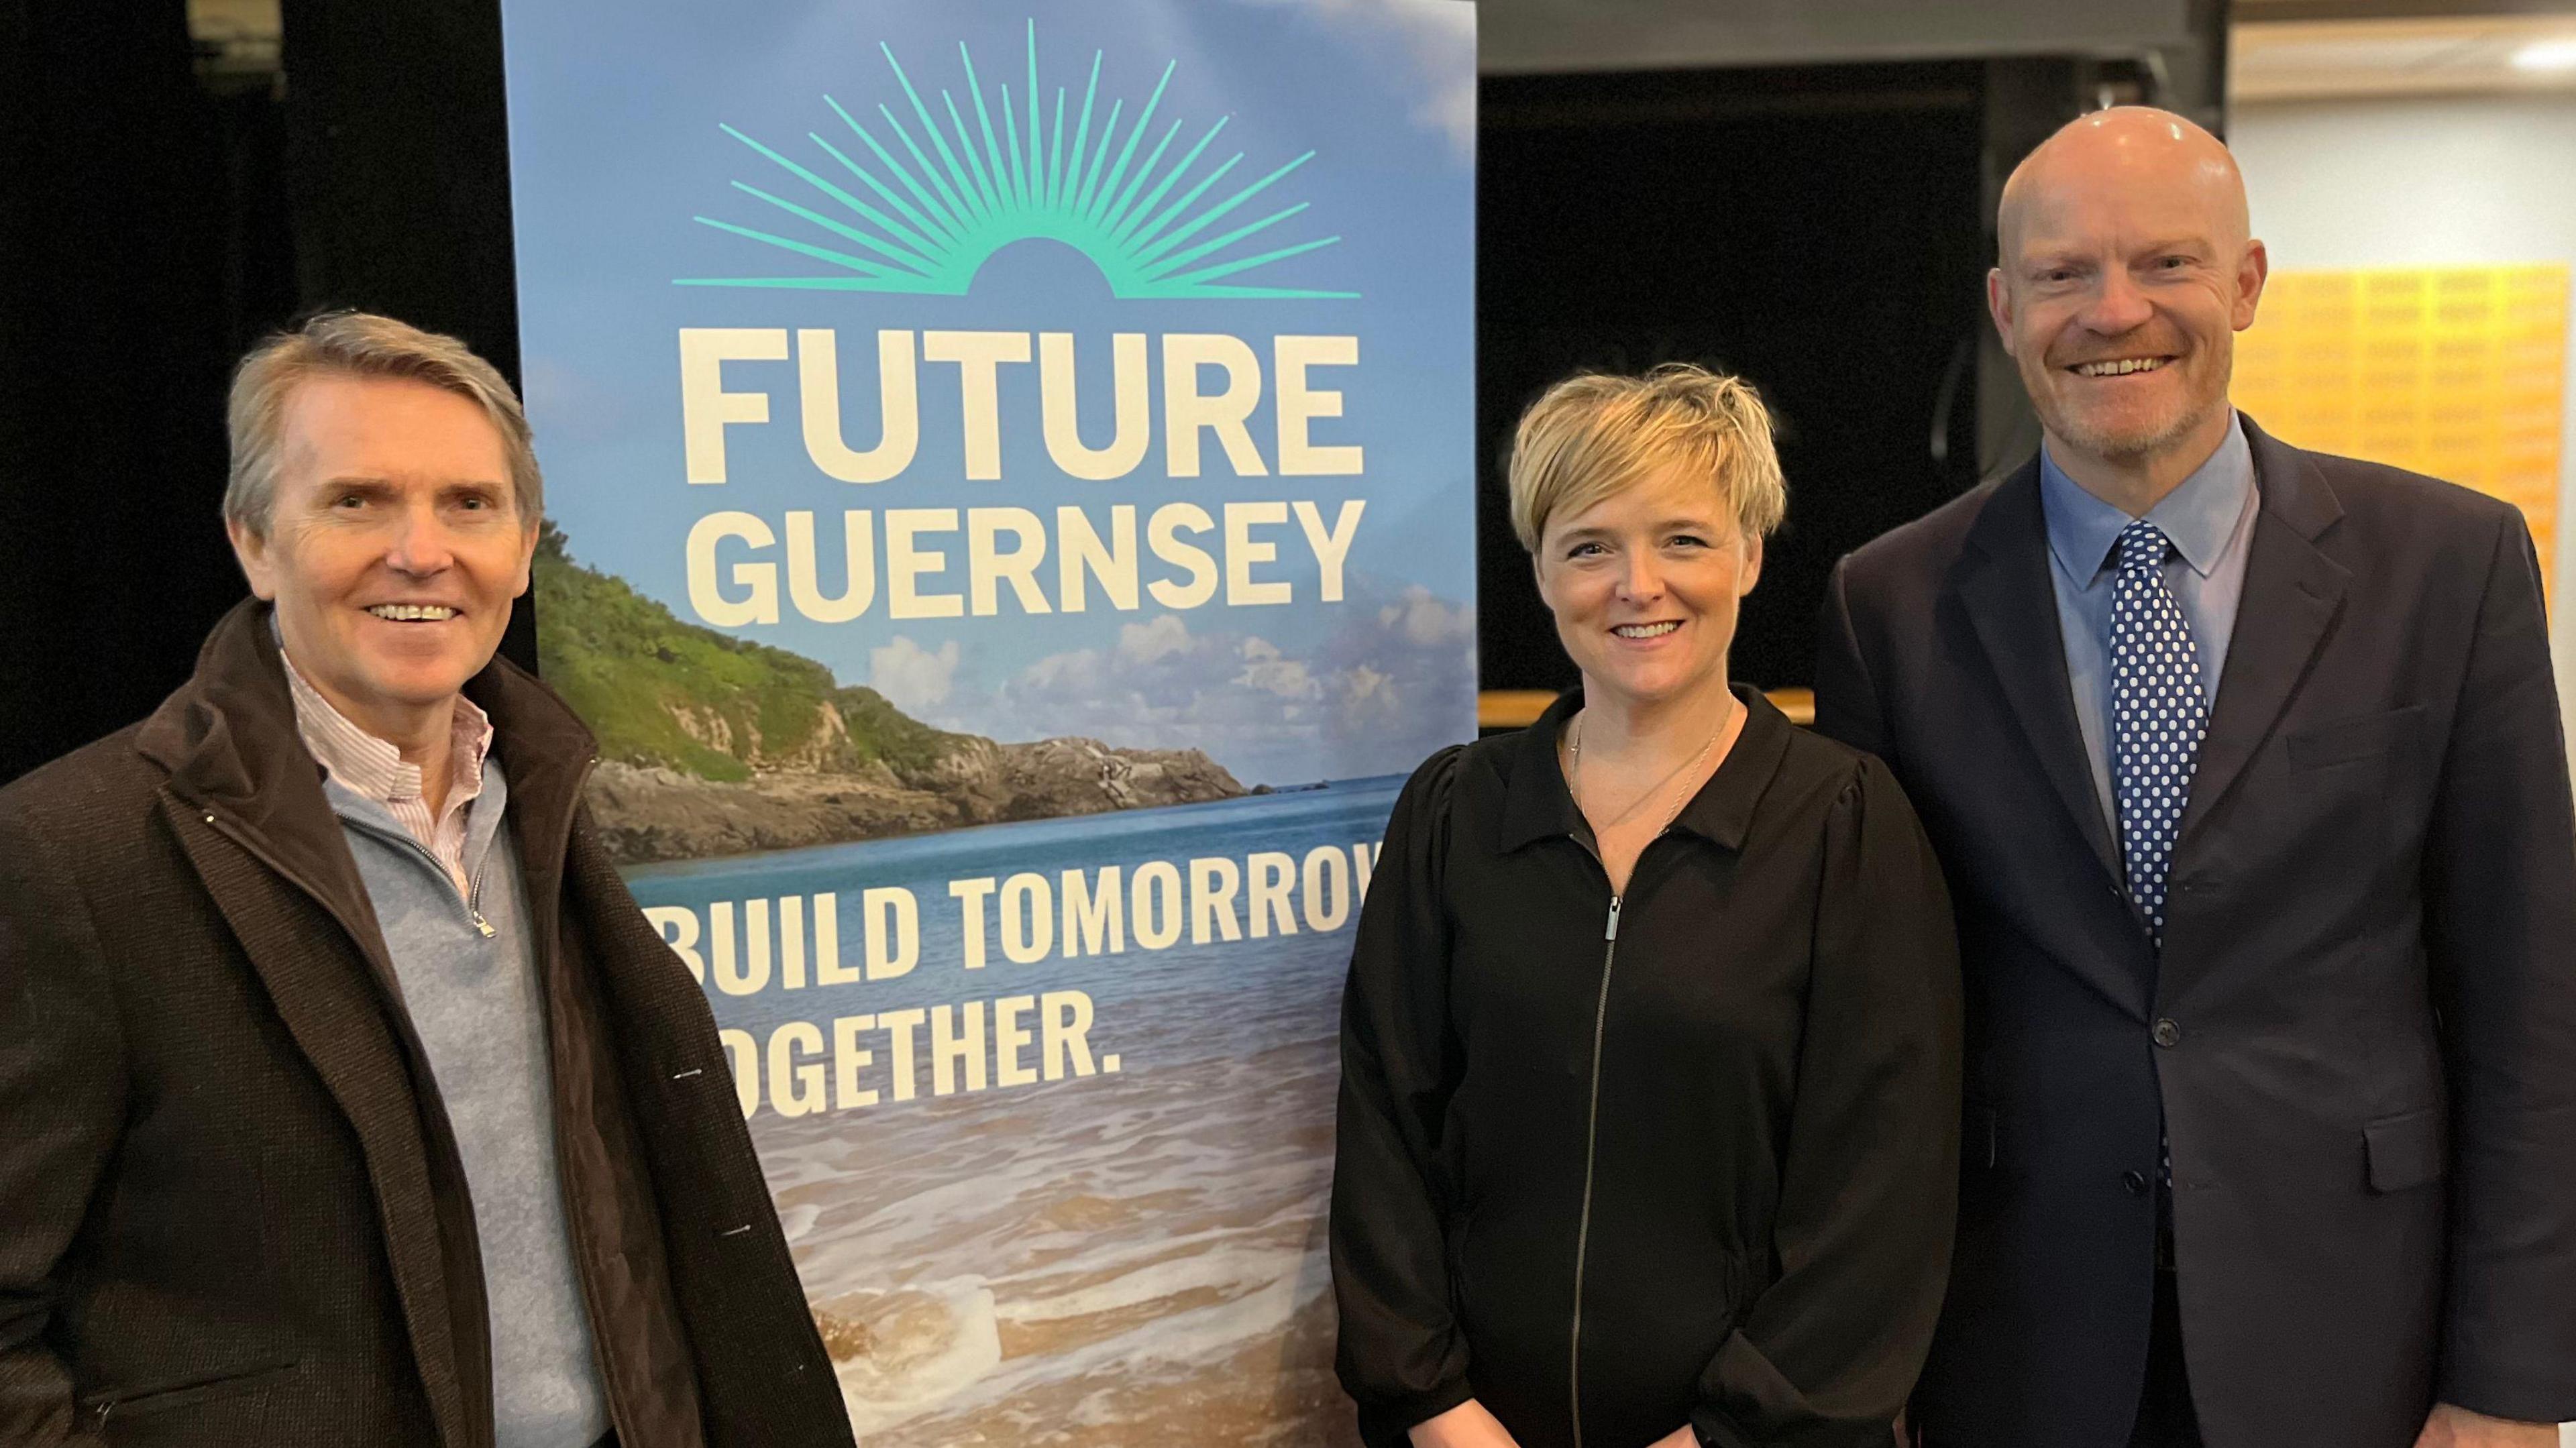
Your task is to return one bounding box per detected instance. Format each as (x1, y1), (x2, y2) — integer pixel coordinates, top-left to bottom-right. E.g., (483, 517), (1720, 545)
(1331, 686), (1962, 1448)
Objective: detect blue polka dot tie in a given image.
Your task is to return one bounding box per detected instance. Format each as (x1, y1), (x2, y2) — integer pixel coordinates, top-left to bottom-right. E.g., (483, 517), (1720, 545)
(2109, 519), (2206, 949)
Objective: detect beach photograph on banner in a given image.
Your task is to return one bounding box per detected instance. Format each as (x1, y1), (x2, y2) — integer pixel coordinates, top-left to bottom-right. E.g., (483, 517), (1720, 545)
(498, 0), (1477, 1439)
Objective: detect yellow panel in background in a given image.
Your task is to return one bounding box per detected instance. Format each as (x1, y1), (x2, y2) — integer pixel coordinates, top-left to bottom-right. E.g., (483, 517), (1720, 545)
(2233, 264), (2569, 598)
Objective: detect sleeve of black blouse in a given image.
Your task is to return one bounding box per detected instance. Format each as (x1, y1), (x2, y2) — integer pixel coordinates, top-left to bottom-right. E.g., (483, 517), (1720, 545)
(1690, 755), (1963, 1448)
(1331, 745), (1474, 1448)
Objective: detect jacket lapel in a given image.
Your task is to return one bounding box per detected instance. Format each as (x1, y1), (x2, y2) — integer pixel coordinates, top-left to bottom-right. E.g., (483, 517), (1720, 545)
(2179, 420), (2349, 843)
(136, 600), (481, 1448)
(1955, 461), (2125, 890)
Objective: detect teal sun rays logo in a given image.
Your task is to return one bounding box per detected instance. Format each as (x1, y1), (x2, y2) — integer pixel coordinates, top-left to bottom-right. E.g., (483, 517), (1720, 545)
(678, 20), (1356, 300)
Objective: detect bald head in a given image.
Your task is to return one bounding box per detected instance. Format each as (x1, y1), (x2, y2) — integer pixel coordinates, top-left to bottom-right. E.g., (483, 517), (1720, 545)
(2000, 107), (2249, 264)
(1986, 107), (2268, 494)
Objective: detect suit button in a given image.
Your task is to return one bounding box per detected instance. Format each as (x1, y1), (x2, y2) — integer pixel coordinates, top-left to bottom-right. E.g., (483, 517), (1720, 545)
(2123, 1170), (2149, 1195)
(2152, 1018), (2182, 1048)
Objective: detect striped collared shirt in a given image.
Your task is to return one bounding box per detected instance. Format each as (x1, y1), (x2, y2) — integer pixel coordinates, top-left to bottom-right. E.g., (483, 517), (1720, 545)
(280, 651), (494, 897)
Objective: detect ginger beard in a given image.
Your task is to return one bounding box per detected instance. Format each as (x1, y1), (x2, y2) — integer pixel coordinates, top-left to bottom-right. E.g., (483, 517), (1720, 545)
(2025, 319), (2233, 464)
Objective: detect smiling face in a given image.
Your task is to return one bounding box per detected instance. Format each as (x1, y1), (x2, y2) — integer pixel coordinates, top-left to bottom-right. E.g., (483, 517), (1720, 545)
(1990, 109), (2267, 474)
(1533, 465), (1761, 714)
(227, 372), (536, 742)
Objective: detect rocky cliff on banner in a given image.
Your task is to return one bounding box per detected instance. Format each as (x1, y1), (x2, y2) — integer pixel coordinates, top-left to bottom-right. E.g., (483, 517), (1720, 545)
(534, 526), (1243, 865)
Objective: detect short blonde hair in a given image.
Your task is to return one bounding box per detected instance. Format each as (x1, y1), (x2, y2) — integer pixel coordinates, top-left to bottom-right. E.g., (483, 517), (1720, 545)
(223, 311), (542, 535)
(1507, 364), (1786, 553)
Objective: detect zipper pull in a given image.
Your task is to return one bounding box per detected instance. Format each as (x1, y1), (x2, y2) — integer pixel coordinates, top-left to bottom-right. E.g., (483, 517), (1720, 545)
(466, 865), (493, 938)
(1605, 895), (1622, 942)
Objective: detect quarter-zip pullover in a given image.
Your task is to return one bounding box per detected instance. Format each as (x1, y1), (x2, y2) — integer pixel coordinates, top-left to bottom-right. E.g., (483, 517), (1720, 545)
(1332, 686), (1962, 1448)
(325, 765), (611, 1448)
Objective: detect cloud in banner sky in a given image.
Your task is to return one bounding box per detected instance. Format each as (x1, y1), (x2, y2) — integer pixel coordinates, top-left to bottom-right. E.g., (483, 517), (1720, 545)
(1237, 0), (1477, 158)
(1118, 615), (1194, 667)
(939, 583), (1475, 785)
(868, 636), (961, 712)
(1324, 586), (1474, 740)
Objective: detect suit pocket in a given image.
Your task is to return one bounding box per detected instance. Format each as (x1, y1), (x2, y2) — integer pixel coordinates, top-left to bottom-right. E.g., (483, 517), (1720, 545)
(2288, 706), (2424, 770)
(2364, 1107), (2447, 1193)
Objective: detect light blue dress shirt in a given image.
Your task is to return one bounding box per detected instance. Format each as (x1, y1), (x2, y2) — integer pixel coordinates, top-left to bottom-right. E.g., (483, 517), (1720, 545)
(2039, 413), (2262, 830)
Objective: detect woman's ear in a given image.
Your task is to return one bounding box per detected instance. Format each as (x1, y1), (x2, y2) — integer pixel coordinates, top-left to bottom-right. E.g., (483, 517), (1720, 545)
(1737, 532), (1764, 597)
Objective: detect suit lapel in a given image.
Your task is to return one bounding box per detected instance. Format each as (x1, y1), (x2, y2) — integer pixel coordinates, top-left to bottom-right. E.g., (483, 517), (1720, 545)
(2180, 423), (2349, 844)
(1956, 462), (2125, 890)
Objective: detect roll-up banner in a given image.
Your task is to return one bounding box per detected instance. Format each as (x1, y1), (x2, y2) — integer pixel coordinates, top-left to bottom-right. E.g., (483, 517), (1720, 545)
(500, 1), (1476, 1437)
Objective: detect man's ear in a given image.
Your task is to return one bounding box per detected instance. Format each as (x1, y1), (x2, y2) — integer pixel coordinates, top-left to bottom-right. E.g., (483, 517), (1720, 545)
(227, 516), (280, 601)
(512, 518), (540, 599)
(1986, 268), (2015, 348)
(2233, 238), (2270, 332)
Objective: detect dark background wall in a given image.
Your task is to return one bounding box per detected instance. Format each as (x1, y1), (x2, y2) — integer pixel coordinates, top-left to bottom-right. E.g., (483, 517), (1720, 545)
(1, 1), (264, 783)
(0, 0), (529, 782)
(1475, 62), (1989, 695)
(0, 0), (2218, 783)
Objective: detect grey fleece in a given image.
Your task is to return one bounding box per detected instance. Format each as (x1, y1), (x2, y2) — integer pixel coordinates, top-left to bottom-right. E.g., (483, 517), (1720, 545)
(326, 758), (611, 1448)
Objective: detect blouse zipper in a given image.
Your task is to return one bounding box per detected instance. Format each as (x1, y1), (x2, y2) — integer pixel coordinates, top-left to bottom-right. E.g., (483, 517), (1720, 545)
(1568, 891), (1623, 1448)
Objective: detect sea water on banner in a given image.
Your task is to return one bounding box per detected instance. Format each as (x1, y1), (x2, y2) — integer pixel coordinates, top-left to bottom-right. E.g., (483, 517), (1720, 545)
(625, 778), (1401, 1443)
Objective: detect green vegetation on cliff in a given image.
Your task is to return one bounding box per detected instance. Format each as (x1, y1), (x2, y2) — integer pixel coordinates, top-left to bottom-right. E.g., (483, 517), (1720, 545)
(532, 525), (972, 782)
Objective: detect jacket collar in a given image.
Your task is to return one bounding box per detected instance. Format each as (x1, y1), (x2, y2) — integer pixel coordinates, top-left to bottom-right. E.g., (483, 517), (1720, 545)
(2237, 412), (2344, 543)
(137, 598), (600, 891)
(1498, 683), (1795, 854)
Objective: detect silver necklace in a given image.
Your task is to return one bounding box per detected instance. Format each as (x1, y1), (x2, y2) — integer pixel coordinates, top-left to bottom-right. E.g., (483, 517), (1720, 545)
(1568, 697), (1735, 834)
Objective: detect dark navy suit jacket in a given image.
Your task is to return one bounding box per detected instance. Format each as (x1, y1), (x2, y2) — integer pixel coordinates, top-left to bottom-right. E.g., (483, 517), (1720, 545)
(1815, 416), (2576, 1447)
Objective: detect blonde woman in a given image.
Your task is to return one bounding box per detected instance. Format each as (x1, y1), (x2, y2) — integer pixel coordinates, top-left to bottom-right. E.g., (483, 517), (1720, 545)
(1331, 366), (1962, 1448)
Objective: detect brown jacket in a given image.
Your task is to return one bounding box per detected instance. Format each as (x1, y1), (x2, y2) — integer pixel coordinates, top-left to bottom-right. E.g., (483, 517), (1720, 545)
(0, 600), (853, 1448)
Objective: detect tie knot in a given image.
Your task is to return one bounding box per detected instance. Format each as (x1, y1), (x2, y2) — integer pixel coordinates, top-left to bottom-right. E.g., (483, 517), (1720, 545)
(2117, 519), (2171, 574)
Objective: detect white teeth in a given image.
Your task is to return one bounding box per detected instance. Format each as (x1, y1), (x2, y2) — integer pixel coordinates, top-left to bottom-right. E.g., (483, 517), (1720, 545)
(2076, 357), (2169, 377)
(368, 604), (456, 622)
(1613, 622), (1680, 638)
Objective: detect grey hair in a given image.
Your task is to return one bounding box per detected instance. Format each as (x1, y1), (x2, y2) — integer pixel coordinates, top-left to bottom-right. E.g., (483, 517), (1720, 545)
(223, 311), (542, 535)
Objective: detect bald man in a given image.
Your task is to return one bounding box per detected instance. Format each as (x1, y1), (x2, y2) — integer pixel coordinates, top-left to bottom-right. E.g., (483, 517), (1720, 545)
(1816, 108), (2576, 1448)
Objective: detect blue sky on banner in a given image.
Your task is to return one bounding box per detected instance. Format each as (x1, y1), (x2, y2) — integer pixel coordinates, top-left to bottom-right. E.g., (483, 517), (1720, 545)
(502, 0), (1476, 787)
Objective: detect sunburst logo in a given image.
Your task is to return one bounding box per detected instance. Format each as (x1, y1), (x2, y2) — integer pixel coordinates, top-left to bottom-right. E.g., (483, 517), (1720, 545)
(676, 20), (1355, 300)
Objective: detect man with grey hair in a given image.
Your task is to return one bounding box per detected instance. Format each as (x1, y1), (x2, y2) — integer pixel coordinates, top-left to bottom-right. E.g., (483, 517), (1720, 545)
(1819, 109), (2576, 1447)
(0, 311), (853, 1447)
